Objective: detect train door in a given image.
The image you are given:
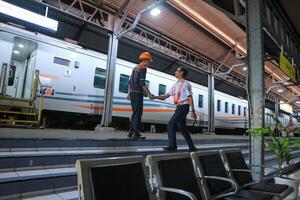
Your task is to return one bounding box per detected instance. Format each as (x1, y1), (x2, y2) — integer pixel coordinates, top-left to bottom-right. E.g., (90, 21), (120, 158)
(0, 31), (13, 95)
(4, 37), (37, 98)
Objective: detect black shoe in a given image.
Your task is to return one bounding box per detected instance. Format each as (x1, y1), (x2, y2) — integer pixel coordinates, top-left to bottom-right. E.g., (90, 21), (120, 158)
(132, 134), (146, 140)
(189, 147), (198, 152)
(163, 146), (177, 151)
(127, 132), (133, 138)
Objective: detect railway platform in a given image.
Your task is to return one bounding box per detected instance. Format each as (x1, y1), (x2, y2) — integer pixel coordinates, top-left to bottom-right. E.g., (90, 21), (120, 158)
(0, 128), (243, 141)
(0, 128), (299, 199)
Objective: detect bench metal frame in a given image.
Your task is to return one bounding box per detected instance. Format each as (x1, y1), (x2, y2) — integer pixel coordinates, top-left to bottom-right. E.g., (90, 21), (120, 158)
(190, 151), (239, 200)
(146, 152), (200, 200)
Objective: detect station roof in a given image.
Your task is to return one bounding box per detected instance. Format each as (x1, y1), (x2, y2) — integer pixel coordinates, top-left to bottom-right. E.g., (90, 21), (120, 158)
(2, 0), (300, 111)
(102, 0), (300, 109)
(279, 0), (300, 40)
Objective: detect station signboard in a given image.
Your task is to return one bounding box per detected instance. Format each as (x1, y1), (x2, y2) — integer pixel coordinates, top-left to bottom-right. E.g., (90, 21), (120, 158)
(279, 53), (297, 82)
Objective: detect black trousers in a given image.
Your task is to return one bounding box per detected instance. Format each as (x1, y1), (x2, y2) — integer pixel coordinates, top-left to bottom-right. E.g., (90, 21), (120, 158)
(129, 92), (143, 134)
(167, 104), (196, 150)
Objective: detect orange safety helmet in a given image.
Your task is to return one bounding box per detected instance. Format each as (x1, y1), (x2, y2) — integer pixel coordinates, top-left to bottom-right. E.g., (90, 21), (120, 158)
(139, 52), (153, 62)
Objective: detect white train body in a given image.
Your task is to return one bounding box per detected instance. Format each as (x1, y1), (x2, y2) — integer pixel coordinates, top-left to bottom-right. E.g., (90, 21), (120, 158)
(0, 23), (298, 130)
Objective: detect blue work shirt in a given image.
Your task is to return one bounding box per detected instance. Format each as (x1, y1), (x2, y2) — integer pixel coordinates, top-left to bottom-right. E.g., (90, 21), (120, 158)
(168, 79), (193, 105)
(129, 66), (147, 93)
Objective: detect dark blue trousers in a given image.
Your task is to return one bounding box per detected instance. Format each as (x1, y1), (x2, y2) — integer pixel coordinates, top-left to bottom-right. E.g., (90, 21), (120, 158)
(167, 104), (196, 150)
(129, 92), (144, 134)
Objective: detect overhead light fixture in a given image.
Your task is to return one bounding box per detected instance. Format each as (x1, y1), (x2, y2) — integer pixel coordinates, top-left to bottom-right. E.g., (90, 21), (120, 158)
(277, 89), (284, 93)
(13, 50), (20, 54)
(296, 101), (300, 104)
(150, 8), (161, 16)
(18, 44), (24, 48)
(0, 0), (58, 31)
(243, 67), (247, 71)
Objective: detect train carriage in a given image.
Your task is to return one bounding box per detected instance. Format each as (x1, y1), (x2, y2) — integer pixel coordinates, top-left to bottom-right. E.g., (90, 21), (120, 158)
(0, 23), (298, 132)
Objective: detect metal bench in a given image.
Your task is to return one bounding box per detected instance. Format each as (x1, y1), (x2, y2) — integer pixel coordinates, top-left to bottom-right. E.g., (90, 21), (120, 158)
(220, 149), (293, 199)
(191, 151), (276, 200)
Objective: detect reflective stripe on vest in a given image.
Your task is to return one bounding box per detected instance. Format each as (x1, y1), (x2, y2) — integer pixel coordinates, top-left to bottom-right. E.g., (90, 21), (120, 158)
(173, 80), (188, 105)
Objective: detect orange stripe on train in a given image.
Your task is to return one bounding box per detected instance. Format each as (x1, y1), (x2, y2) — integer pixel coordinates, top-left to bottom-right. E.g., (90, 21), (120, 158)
(73, 105), (174, 113)
(74, 105), (247, 119)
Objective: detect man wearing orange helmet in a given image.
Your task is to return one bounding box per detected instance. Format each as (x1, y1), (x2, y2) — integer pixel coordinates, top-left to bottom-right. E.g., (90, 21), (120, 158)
(127, 52), (154, 139)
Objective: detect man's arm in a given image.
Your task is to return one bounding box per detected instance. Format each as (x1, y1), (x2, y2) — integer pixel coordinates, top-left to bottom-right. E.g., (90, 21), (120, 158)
(188, 96), (197, 120)
(188, 96), (195, 111)
(127, 85), (131, 100)
(187, 82), (197, 120)
(153, 93), (170, 100)
(140, 69), (153, 97)
(142, 86), (152, 96)
(153, 83), (174, 100)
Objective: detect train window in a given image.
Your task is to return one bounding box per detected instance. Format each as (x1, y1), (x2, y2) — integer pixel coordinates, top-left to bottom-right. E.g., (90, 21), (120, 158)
(119, 74), (129, 93)
(238, 106), (241, 116)
(159, 84), (166, 95)
(217, 100), (221, 112)
(198, 95), (203, 108)
(94, 68), (106, 89)
(143, 81), (150, 97)
(232, 104), (235, 115)
(225, 102), (228, 113)
(53, 57), (71, 67)
(244, 107), (247, 117)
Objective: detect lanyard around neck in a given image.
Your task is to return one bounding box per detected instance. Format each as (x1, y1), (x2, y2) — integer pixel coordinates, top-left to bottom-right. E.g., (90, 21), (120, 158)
(173, 80), (185, 105)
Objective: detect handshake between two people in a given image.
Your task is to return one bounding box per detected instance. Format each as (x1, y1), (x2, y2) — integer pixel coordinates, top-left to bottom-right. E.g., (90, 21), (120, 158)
(127, 91), (197, 120)
(148, 93), (165, 101)
(148, 93), (197, 120)
(126, 93), (158, 100)
(148, 93), (156, 100)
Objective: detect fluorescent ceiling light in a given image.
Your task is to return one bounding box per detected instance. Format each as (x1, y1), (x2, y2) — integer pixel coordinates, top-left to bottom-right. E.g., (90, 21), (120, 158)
(13, 50), (20, 54)
(0, 0), (58, 31)
(277, 89), (284, 93)
(18, 44), (24, 48)
(296, 101), (300, 104)
(150, 8), (161, 16)
(243, 67), (247, 71)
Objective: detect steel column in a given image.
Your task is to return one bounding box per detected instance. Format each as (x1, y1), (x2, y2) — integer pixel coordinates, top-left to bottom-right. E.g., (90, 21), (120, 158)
(246, 0), (265, 181)
(275, 98), (280, 121)
(100, 33), (119, 127)
(275, 98), (280, 136)
(233, 0), (241, 17)
(208, 63), (215, 133)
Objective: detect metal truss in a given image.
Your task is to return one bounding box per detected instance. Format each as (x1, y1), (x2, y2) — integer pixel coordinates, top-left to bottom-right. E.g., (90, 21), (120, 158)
(37, 0), (211, 70)
(42, 0), (113, 30)
(265, 91), (277, 102)
(121, 18), (211, 71)
(36, 0), (280, 102)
